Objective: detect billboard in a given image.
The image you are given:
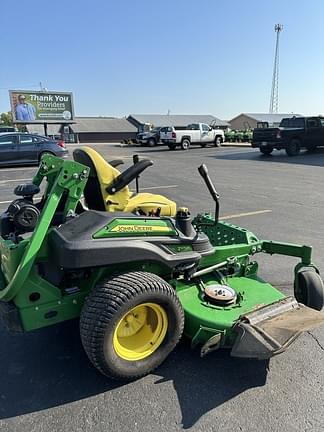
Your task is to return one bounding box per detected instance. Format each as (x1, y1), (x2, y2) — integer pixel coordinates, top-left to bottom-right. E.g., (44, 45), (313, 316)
(9, 90), (74, 123)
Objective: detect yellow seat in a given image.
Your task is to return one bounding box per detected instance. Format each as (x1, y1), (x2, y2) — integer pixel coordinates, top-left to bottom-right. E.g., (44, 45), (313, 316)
(73, 147), (176, 216)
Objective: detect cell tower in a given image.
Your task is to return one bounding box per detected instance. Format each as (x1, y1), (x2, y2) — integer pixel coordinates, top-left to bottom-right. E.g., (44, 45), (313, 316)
(269, 24), (283, 114)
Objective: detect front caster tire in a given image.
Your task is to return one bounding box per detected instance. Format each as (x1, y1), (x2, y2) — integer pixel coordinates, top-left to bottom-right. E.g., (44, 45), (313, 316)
(286, 139), (301, 156)
(80, 271), (184, 380)
(294, 268), (324, 311)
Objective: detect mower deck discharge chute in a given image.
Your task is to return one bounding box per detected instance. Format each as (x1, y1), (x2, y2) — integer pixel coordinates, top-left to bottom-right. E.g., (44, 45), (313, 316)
(0, 151), (323, 380)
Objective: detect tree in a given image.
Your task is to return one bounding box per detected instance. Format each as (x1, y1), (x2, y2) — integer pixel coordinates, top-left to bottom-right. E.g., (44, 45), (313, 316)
(0, 111), (13, 126)
(0, 111), (27, 131)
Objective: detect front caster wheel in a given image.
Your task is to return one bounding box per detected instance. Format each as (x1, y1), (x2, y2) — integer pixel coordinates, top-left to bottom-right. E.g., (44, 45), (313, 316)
(80, 271), (184, 380)
(294, 268), (324, 311)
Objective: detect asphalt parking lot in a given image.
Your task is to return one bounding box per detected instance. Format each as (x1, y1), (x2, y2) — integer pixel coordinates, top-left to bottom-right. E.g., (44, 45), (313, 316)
(1, 143), (324, 432)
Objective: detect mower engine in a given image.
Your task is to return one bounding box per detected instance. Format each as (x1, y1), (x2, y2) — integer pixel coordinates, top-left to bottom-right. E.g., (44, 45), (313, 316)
(0, 184), (40, 240)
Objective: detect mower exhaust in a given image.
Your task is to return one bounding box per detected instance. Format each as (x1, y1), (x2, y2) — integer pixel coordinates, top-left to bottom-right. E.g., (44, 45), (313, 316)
(230, 297), (324, 360)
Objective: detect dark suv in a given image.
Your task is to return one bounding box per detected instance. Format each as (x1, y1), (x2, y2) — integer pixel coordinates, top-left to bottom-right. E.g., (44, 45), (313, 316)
(252, 116), (324, 156)
(0, 133), (68, 166)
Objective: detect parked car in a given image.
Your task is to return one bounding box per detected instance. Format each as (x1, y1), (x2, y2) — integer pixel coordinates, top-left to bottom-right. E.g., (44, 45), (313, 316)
(252, 116), (324, 156)
(0, 126), (16, 133)
(160, 123), (225, 150)
(137, 127), (162, 146)
(0, 133), (68, 166)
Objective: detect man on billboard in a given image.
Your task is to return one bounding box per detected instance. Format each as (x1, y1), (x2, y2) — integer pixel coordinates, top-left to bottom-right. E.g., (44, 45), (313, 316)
(15, 95), (36, 121)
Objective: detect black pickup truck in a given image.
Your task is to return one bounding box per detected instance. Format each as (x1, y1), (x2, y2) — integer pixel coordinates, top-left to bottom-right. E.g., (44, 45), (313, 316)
(252, 116), (324, 156)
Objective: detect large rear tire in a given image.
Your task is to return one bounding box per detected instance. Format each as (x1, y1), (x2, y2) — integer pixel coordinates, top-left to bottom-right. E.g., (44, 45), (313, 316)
(80, 271), (184, 380)
(286, 139), (301, 156)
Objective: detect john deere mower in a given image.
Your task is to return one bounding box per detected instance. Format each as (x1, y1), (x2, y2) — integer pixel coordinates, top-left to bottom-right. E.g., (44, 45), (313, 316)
(0, 150), (324, 381)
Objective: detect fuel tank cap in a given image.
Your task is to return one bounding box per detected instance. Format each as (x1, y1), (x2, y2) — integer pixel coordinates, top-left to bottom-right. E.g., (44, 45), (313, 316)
(204, 284), (237, 305)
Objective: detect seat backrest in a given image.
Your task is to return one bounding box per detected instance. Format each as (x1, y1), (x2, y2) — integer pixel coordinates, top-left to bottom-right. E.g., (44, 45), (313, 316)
(73, 147), (131, 211)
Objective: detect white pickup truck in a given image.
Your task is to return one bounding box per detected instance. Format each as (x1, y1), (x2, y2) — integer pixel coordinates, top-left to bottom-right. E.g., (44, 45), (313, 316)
(160, 123), (225, 150)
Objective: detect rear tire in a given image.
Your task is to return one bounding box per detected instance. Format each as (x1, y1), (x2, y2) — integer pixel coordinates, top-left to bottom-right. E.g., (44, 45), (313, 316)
(286, 139), (301, 156)
(294, 268), (324, 311)
(80, 271), (184, 380)
(214, 136), (222, 147)
(148, 138), (156, 147)
(259, 146), (273, 155)
(167, 143), (176, 150)
(181, 138), (190, 150)
(200, 142), (207, 148)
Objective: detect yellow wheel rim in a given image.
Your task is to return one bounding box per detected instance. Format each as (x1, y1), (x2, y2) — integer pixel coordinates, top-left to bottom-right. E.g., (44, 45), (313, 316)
(113, 303), (168, 361)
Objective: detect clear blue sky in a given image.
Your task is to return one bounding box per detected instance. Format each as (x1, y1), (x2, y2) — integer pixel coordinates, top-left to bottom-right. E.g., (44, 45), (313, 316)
(1, 0), (323, 119)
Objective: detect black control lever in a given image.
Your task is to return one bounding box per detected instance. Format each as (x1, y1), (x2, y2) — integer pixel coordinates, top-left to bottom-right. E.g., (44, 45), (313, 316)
(198, 164), (220, 224)
(133, 154), (140, 194)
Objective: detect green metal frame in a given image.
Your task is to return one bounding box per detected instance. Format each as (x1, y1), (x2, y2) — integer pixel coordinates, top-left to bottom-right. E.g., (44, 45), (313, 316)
(0, 157), (317, 333)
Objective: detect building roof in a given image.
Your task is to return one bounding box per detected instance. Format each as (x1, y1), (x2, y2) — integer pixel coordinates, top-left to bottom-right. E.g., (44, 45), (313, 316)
(128, 114), (229, 127)
(71, 117), (137, 133)
(27, 124), (61, 135)
(230, 113), (303, 123)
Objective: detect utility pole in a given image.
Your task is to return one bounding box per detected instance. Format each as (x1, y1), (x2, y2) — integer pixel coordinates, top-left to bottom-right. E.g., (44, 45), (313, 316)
(269, 24), (283, 114)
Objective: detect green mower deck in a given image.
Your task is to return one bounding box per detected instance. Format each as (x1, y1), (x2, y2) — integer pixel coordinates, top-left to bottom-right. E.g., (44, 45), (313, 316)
(0, 154), (323, 380)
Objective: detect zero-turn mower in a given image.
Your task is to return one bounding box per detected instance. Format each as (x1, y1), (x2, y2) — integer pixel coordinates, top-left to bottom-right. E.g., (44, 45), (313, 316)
(0, 151), (324, 380)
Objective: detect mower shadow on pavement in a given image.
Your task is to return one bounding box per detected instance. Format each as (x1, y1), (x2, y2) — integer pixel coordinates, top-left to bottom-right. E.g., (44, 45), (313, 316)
(211, 148), (324, 167)
(0, 320), (268, 422)
(0, 320), (122, 419)
(155, 339), (269, 430)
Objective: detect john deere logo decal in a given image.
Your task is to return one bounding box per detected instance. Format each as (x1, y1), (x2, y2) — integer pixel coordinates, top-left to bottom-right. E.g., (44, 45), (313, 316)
(93, 218), (177, 238)
(111, 225), (172, 233)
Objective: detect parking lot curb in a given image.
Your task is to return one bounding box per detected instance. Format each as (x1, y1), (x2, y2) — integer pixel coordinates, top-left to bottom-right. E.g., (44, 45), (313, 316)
(222, 142), (251, 148)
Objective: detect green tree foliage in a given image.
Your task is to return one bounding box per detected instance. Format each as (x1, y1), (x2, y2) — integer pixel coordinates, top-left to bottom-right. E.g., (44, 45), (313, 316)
(0, 111), (13, 126)
(0, 111), (27, 131)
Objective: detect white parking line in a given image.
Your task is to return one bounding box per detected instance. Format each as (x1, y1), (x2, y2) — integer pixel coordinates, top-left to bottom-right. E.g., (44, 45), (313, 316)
(220, 209), (272, 220)
(0, 178), (31, 185)
(0, 194), (43, 205)
(0, 167), (36, 173)
(133, 185), (178, 191)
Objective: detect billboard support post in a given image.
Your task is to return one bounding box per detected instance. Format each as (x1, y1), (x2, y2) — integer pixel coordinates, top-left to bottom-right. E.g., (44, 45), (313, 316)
(44, 123), (48, 137)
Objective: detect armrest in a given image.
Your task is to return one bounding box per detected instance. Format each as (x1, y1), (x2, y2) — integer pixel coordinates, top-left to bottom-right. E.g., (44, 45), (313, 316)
(106, 159), (153, 194)
(109, 159), (124, 168)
